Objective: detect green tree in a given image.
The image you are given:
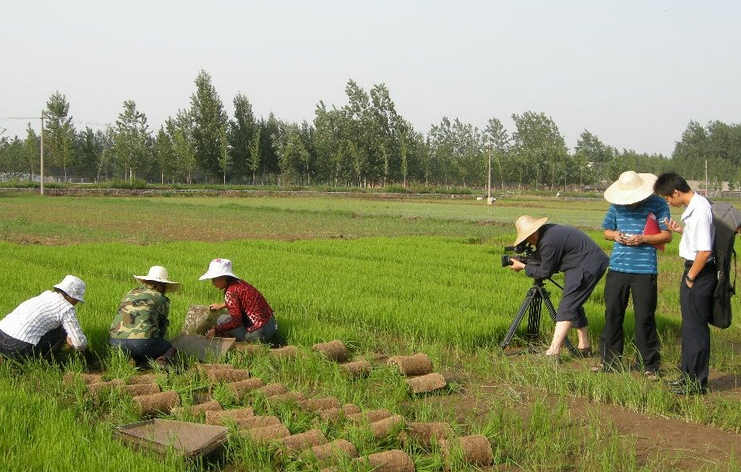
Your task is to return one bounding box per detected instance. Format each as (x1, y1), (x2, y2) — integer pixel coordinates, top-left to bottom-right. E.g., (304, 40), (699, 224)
(168, 110), (197, 184)
(190, 70), (228, 180)
(44, 91), (76, 180)
(511, 111), (568, 190)
(483, 118), (511, 189)
(248, 128), (261, 185)
(218, 124), (230, 184)
(154, 127), (175, 184)
(24, 124), (39, 181)
(229, 93), (257, 183)
(113, 100), (150, 182)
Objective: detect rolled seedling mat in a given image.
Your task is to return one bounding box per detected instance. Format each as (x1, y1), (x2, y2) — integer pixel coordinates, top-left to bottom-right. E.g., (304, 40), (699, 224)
(303, 439), (358, 465)
(207, 368), (250, 384)
(127, 373), (160, 385)
(387, 353), (433, 376)
(346, 408), (392, 424)
(401, 422), (453, 448)
(440, 435), (493, 469)
(256, 383), (288, 397)
(299, 396), (341, 412)
(228, 378), (265, 398)
(172, 399), (222, 417)
(134, 390), (181, 417)
(87, 379), (124, 399)
(270, 345), (299, 358)
(121, 383), (161, 397)
(405, 372), (447, 394)
(361, 449), (415, 472)
(63, 371), (103, 386)
(340, 359), (372, 378)
(278, 428), (328, 455)
(318, 404), (362, 422)
(267, 391), (306, 404)
(311, 340), (348, 362)
(115, 419), (228, 458)
(370, 415), (405, 440)
(205, 407), (254, 425)
(232, 342), (267, 355)
(235, 415), (281, 430)
(197, 363), (234, 373)
(243, 423), (290, 444)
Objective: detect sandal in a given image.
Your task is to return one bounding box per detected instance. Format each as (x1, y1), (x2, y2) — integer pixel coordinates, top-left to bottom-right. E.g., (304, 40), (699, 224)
(590, 363), (605, 373)
(575, 347), (592, 358)
(643, 370), (660, 382)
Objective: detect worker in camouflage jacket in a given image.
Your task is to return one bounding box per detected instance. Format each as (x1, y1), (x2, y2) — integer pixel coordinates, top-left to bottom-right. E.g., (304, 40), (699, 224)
(109, 266), (180, 368)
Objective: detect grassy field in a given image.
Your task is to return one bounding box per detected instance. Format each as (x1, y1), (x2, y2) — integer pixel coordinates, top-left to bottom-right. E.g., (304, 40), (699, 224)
(0, 191), (740, 471)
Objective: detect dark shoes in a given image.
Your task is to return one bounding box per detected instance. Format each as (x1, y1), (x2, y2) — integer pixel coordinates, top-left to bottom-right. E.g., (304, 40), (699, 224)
(666, 377), (708, 395)
(574, 347), (592, 358)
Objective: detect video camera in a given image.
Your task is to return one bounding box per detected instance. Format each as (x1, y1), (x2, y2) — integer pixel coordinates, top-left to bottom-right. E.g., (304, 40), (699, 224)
(501, 242), (540, 267)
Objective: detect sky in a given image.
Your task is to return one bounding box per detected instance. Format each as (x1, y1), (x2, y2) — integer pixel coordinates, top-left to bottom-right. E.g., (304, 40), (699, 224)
(1, 0), (739, 157)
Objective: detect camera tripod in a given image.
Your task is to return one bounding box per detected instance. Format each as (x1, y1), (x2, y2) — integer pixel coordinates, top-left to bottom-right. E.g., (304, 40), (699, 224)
(500, 278), (579, 356)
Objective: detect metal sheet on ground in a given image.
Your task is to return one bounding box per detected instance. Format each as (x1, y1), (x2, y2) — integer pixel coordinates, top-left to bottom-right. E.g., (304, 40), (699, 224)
(115, 419), (228, 457)
(171, 334), (235, 362)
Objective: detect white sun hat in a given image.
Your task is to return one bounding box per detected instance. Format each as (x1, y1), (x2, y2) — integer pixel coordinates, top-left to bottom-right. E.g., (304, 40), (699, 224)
(513, 215), (549, 246)
(134, 266), (181, 292)
(603, 171), (658, 205)
(199, 258), (238, 281)
(54, 275), (86, 303)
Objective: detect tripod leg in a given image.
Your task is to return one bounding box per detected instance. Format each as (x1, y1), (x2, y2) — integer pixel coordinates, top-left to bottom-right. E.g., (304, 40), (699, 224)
(501, 287), (538, 350)
(541, 290), (579, 357)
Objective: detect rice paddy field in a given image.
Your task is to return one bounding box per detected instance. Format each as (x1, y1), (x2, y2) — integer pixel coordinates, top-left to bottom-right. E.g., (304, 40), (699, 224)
(0, 191), (740, 472)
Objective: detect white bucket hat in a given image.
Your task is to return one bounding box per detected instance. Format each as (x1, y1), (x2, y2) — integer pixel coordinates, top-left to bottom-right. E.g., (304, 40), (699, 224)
(513, 215), (549, 246)
(54, 275), (86, 303)
(603, 171), (658, 205)
(199, 258), (238, 281)
(134, 266), (180, 292)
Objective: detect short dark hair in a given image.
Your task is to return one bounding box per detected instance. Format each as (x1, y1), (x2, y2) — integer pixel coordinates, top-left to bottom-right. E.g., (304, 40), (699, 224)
(654, 172), (691, 196)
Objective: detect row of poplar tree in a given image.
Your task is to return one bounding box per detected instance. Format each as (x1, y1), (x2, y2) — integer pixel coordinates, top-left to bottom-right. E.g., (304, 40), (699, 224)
(1, 69), (740, 190)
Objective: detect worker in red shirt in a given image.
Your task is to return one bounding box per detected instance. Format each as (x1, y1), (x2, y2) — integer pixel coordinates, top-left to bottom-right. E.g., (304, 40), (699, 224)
(200, 258), (277, 343)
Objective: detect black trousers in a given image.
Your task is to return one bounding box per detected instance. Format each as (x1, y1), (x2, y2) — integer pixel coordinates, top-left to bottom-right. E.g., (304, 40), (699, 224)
(0, 327), (65, 361)
(679, 262), (715, 388)
(600, 270), (660, 370)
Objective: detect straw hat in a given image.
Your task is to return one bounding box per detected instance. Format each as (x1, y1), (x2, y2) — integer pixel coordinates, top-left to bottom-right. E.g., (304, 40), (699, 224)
(513, 215), (549, 246)
(199, 258), (238, 281)
(603, 171), (658, 205)
(54, 275), (86, 303)
(134, 266), (180, 292)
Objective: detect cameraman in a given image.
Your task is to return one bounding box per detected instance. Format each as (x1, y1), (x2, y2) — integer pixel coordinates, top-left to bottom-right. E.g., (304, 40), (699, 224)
(508, 215), (609, 361)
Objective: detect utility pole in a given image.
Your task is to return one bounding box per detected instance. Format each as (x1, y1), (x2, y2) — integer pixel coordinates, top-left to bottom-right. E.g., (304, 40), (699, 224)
(40, 111), (45, 196)
(487, 148), (495, 205)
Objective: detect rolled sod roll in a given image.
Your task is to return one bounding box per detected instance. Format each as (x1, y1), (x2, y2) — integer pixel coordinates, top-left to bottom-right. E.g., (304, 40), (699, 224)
(243, 423), (290, 443)
(196, 363), (234, 373)
(303, 439), (358, 464)
(405, 372), (447, 394)
(235, 415), (281, 430)
(228, 378), (265, 397)
(126, 373), (159, 385)
(267, 391), (306, 404)
(207, 368), (250, 383)
(317, 404), (362, 422)
(299, 396), (341, 412)
(270, 346), (299, 358)
(440, 435), (493, 469)
(121, 383), (161, 397)
(172, 399), (222, 417)
(279, 428), (328, 454)
(346, 408), (392, 424)
(205, 407), (254, 425)
(134, 390), (180, 417)
(311, 340), (348, 362)
(370, 415), (405, 440)
(87, 379), (124, 398)
(232, 342), (268, 355)
(362, 450), (415, 472)
(387, 353), (432, 376)
(256, 383), (288, 397)
(340, 359), (372, 378)
(63, 371), (103, 386)
(401, 422), (453, 448)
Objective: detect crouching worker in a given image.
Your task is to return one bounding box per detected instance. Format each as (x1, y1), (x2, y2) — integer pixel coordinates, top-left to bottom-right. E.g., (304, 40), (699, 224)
(507, 215), (609, 361)
(109, 266), (179, 368)
(200, 258), (277, 343)
(0, 275), (88, 362)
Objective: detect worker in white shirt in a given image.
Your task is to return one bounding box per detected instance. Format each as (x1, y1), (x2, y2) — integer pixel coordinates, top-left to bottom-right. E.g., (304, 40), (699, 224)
(0, 275), (88, 362)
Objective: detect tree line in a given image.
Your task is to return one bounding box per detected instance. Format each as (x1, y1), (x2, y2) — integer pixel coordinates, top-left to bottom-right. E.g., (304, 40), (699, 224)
(1, 69), (739, 191)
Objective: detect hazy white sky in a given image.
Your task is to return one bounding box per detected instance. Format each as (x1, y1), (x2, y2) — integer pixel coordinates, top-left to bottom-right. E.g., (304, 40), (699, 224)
(1, 0), (739, 156)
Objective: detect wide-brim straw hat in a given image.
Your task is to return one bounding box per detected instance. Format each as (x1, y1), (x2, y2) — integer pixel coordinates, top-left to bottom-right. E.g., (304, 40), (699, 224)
(134, 266), (180, 292)
(54, 275), (86, 302)
(604, 171), (658, 205)
(513, 215), (549, 246)
(199, 258), (238, 281)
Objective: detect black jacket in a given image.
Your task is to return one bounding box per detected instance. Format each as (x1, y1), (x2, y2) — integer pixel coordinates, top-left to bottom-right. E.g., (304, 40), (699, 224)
(525, 224), (609, 281)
